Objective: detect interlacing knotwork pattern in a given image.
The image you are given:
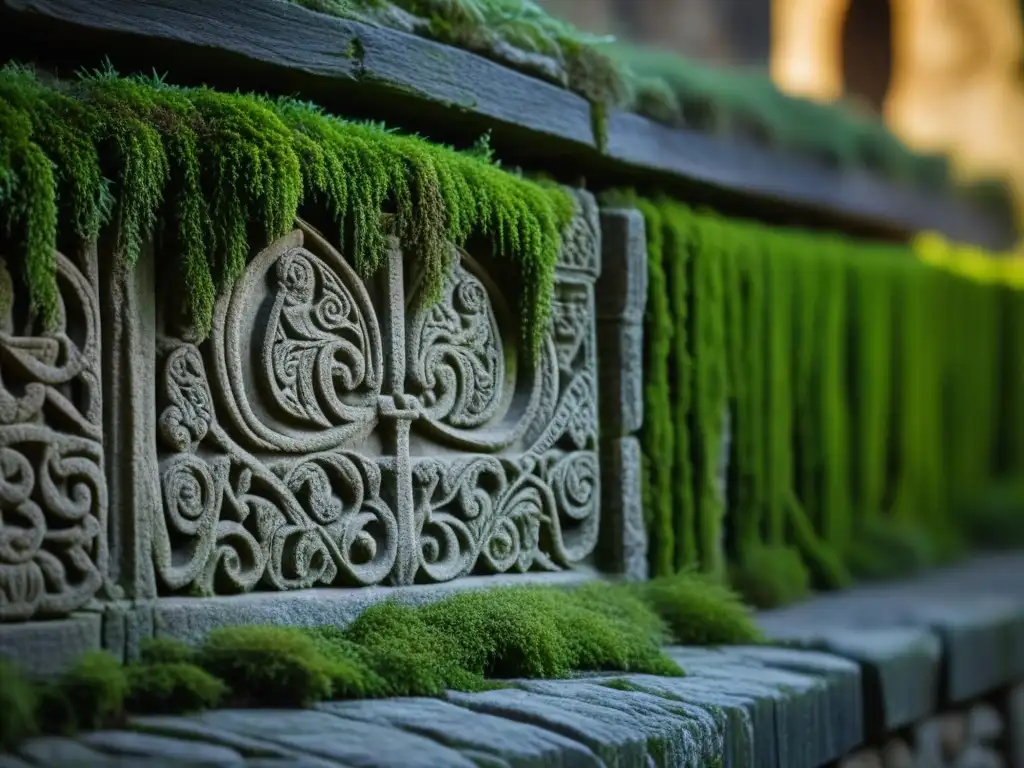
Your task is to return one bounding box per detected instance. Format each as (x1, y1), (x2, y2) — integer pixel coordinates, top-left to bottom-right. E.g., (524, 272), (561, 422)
(0, 251), (108, 621)
(154, 208), (600, 594)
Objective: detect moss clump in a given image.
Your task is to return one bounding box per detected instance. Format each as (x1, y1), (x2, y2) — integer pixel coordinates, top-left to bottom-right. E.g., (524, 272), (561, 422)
(0, 659), (39, 750)
(729, 545), (811, 610)
(0, 63), (572, 357)
(342, 600), (485, 696)
(198, 626), (335, 707)
(126, 662), (227, 715)
(139, 637), (197, 666)
(640, 572), (765, 646)
(0, 575), (783, 753)
(41, 651), (129, 733)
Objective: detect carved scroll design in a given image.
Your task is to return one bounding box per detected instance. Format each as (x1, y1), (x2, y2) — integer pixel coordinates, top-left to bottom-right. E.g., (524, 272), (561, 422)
(155, 201), (602, 594)
(154, 227), (397, 595)
(404, 253), (601, 583)
(211, 228), (383, 454)
(0, 252), (108, 621)
(154, 343), (397, 594)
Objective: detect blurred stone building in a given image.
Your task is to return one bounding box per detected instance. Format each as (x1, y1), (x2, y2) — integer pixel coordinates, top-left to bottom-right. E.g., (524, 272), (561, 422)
(542, 0), (1024, 232)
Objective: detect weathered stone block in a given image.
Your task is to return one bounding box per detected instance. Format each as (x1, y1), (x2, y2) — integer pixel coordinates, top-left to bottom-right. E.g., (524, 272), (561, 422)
(596, 318), (644, 436)
(0, 612), (102, 677)
(598, 436), (648, 580)
(0, 246), (110, 621)
(596, 208), (646, 322)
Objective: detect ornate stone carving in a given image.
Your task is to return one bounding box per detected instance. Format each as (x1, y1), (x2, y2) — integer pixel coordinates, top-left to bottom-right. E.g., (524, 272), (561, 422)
(0, 250), (108, 621)
(155, 202), (601, 594)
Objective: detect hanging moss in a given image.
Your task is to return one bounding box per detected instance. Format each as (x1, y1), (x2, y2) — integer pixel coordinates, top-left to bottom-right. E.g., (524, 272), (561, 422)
(691, 212), (729, 576)
(661, 202), (696, 572)
(0, 63), (572, 357)
(636, 198), (676, 577)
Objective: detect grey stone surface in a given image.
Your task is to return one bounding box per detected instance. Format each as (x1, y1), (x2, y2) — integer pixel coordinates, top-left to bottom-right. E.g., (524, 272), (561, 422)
(0, 613), (102, 677)
(102, 601), (155, 663)
(148, 206), (602, 597)
(316, 697), (602, 767)
(666, 647), (858, 768)
(447, 685), (666, 767)
(101, 241), (159, 602)
(596, 209), (647, 323)
(130, 716), (320, 761)
(758, 553), (1024, 705)
(178, 709), (478, 767)
(596, 318), (645, 437)
(757, 618), (941, 737)
(80, 731), (246, 764)
(148, 569), (599, 646)
(727, 645), (863, 760)
(515, 678), (722, 766)
(598, 437), (648, 581)
(0, 246), (110, 622)
(595, 207), (646, 440)
(18, 737), (113, 766)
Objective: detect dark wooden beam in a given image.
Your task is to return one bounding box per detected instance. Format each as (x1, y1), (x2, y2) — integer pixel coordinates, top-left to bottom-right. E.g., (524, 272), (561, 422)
(1, 0), (1016, 248)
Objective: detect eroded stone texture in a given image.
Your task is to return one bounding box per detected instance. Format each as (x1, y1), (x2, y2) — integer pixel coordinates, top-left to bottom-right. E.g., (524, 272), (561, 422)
(0, 248), (109, 622)
(598, 437), (648, 581)
(595, 207), (648, 579)
(151, 193), (602, 595)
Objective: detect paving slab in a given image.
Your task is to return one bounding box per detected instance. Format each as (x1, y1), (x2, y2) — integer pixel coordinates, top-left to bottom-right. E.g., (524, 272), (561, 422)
(760, 554), (1024, 706)
(513, 679), (721, 767)
(757, 618), (939, 739)
(667, 648), (845, 768)
(181, 709), (474, 768)
(446, 686), (660, 768)
(316, 697), (602, 768)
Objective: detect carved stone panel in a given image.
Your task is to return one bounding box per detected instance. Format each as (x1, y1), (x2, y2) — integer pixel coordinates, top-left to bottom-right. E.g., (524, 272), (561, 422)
(153, 193), (602, 595)
(0, 248), (109, 621)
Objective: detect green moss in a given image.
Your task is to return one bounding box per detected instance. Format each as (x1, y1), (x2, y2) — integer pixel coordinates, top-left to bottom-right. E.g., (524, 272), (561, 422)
(640, 572), (765, 646)
(0, 659), (39, 750)
(343, 600), (486, 696)
(636, 198), (676, 577)
(48, 651), (129, 732)
(126, 662), (227, 714)
(198, 626), (334, 707)
(139, 637), (198, 666)
(729, 545), (811, 610)
(0, 63), (571, 359)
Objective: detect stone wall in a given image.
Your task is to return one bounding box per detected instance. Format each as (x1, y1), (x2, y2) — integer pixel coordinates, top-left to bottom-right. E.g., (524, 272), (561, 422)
(1, 189), (653, 666)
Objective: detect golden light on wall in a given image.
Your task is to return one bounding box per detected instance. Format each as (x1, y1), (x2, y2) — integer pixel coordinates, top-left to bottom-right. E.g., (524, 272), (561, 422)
(772, 0), (1024, 224)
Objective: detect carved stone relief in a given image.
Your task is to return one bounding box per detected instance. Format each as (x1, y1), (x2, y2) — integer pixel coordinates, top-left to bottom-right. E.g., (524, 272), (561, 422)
(0, 249), (109, 621)
(153, 198), (601, 595)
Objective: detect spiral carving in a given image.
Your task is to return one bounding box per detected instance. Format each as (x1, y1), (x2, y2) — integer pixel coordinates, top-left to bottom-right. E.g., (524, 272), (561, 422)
(408, 260), (504, 430)
(0, 250), (107, 622)
(212, 227), (382, 455)
(267, 249), (377, 427)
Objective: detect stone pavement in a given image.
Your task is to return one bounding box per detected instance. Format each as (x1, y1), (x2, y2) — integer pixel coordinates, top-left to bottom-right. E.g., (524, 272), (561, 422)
(3, 554), (1023, 768)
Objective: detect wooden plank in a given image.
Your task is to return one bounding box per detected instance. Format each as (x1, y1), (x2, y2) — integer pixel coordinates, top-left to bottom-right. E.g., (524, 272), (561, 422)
(605, 111), (1008, 249)
(1, 0), (1016, 248)
(1, 0), (597, 147)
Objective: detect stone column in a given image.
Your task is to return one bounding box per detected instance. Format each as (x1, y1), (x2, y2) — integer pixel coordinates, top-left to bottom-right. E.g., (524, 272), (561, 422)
(595, 208), (649, 581)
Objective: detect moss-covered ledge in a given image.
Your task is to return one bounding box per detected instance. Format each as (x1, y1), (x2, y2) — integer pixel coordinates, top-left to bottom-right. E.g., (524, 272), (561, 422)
(1, 572), (865, 768)
(0, 0), (1015, 250)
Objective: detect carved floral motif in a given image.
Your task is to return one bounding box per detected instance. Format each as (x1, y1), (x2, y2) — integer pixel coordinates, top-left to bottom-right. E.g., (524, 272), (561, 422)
(0, 252), (108, 620)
